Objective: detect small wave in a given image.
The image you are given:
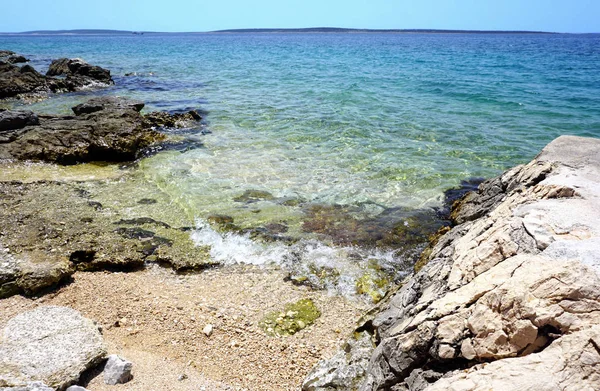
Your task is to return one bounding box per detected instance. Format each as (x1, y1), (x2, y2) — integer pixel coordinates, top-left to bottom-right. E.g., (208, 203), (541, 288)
(190, 219), (411, 300)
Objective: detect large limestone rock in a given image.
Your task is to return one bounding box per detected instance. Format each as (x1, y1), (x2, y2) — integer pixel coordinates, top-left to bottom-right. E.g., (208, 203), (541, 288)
(0, 306), (107, 390)
(46, 58), (113, 85)
(303, 135), (600, 390)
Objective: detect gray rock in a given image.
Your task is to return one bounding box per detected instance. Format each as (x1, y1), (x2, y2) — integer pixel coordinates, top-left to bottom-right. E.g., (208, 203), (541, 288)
(103, 355), (133, 385)
(304, 136), (600, 390)
(0, 110), (39, 133)
(65, 386), (90, 391)
(46, 58), (113, 85)
(0, 381), (55, 391)
(72, 96), (144, 116)
(0, 306), (107, 390)
(0, 97), (162, 164)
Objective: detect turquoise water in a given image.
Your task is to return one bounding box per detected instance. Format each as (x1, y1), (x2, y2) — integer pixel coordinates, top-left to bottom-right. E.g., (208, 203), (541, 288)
(2, 32), (599, 297)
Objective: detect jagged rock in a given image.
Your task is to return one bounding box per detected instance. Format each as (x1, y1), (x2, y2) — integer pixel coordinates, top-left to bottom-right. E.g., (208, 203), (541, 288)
(304, 136), (600, 390)
(0, 306), (107, 390)
(46, 58), (113, 85)
(0, 62), (48, 99)
(0, 110), (39, 133)
(0, 97), (163, 164)
(0, 51), (28, 64)
(302, 332), (374, 391)
(103, 355), (133, 385)
(0, 56), (112, 100)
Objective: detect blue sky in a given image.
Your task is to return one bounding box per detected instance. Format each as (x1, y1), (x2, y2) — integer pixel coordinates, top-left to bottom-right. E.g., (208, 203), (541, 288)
(3, 0), (599, 33)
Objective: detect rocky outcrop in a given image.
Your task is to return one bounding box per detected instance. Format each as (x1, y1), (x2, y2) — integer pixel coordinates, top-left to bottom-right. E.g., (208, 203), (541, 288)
(0, 62), (49, 99)
(0, 179), (215, 299)
(0, 96), (164, 164)
(0, 54), (112, 99)
(0, 50), (28, 64)
(46, 58), (113, 86)
(0, 306), (107, 390)
(303, 135), (600, 391)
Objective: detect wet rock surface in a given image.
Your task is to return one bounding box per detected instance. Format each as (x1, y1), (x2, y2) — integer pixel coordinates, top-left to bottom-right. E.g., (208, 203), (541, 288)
(0, 97), (164, 164)
(0, 179), (215, 299)
(0, 306), (107, 390)
(303, 135), (600, 390)
(0, 53), (113, 100)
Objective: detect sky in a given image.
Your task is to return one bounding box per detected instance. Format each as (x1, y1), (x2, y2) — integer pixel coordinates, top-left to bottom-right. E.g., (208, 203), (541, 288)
(2, 0), (599, 33)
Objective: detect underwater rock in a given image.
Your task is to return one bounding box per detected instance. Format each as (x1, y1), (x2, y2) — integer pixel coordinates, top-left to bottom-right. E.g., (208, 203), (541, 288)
(72, 96), (144, 115)
(304, 135), (600, 390)
(233, 189), (275, 203)
(142, 110), (202, 129)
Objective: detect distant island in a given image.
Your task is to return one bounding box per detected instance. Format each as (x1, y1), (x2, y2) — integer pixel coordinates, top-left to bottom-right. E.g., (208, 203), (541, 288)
(1, 27), (559, 35)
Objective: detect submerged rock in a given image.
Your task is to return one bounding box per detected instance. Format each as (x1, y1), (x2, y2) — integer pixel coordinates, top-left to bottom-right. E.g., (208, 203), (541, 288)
(143, 110), (202, 129)
(0, 306), (107, 390)
(303, 135), (600, 390)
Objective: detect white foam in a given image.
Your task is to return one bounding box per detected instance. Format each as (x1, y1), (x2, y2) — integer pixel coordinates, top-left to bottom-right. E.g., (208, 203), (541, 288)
(190, 219), (409, 299)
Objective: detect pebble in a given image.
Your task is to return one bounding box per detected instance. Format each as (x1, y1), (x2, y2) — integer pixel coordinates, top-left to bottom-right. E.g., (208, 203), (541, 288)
(202, 324), (214, 337)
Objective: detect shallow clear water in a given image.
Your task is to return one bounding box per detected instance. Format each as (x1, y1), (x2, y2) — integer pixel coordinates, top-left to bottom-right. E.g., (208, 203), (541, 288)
(2, 32), (599, 297)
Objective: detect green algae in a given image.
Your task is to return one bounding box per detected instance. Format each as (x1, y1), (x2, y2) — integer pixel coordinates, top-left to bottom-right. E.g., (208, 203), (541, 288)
(260, 298), (321, 336)
(233, 189), (275, 203)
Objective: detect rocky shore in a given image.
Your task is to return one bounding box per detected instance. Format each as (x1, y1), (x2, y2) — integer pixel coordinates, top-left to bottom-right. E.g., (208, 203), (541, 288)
(303, 135), (600, 390)
(0, 53), (114, 100)
(1, 49), (598, 391)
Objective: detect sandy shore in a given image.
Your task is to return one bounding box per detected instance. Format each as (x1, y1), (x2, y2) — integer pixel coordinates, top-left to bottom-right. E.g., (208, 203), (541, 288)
(0, 264), (366, 390)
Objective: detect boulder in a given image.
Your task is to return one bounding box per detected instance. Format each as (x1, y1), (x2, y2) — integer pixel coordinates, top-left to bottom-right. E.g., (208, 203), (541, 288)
(103, 355), (133, 385)
(46, 58), (113, 85)
(0, 306), (107, 390)
(0, 50), (29, 64)
(0, 97), (163, 164)
(0, 56), (112, 100)
(303, 136), (600, 390)
(0, 62), (48, 99)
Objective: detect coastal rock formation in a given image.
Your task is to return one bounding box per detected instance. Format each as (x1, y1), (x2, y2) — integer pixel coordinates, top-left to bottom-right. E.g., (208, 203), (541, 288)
(0, 62), (49, 99)
(303, 135), (600, 390)
(0, 54), (112, 99)
(0, 50), (28, 64)
(0, 97), (164, 163)
(0, 179), (214, 299)
(46, 58), (113, 85)
(0, 306), (107, 390)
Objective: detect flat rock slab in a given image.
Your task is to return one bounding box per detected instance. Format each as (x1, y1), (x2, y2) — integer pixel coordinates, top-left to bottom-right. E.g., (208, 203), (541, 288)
(0, 306), (107, 390)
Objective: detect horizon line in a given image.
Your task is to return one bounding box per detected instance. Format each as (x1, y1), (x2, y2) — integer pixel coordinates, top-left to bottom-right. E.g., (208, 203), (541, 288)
(2, 27), (597, 35)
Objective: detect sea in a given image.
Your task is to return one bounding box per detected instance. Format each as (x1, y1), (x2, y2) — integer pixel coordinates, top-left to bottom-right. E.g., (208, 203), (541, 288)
(2, 32), (599, 299)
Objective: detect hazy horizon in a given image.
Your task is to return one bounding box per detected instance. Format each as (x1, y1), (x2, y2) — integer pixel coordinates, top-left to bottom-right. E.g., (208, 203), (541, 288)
(2, 0), (599, 34)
